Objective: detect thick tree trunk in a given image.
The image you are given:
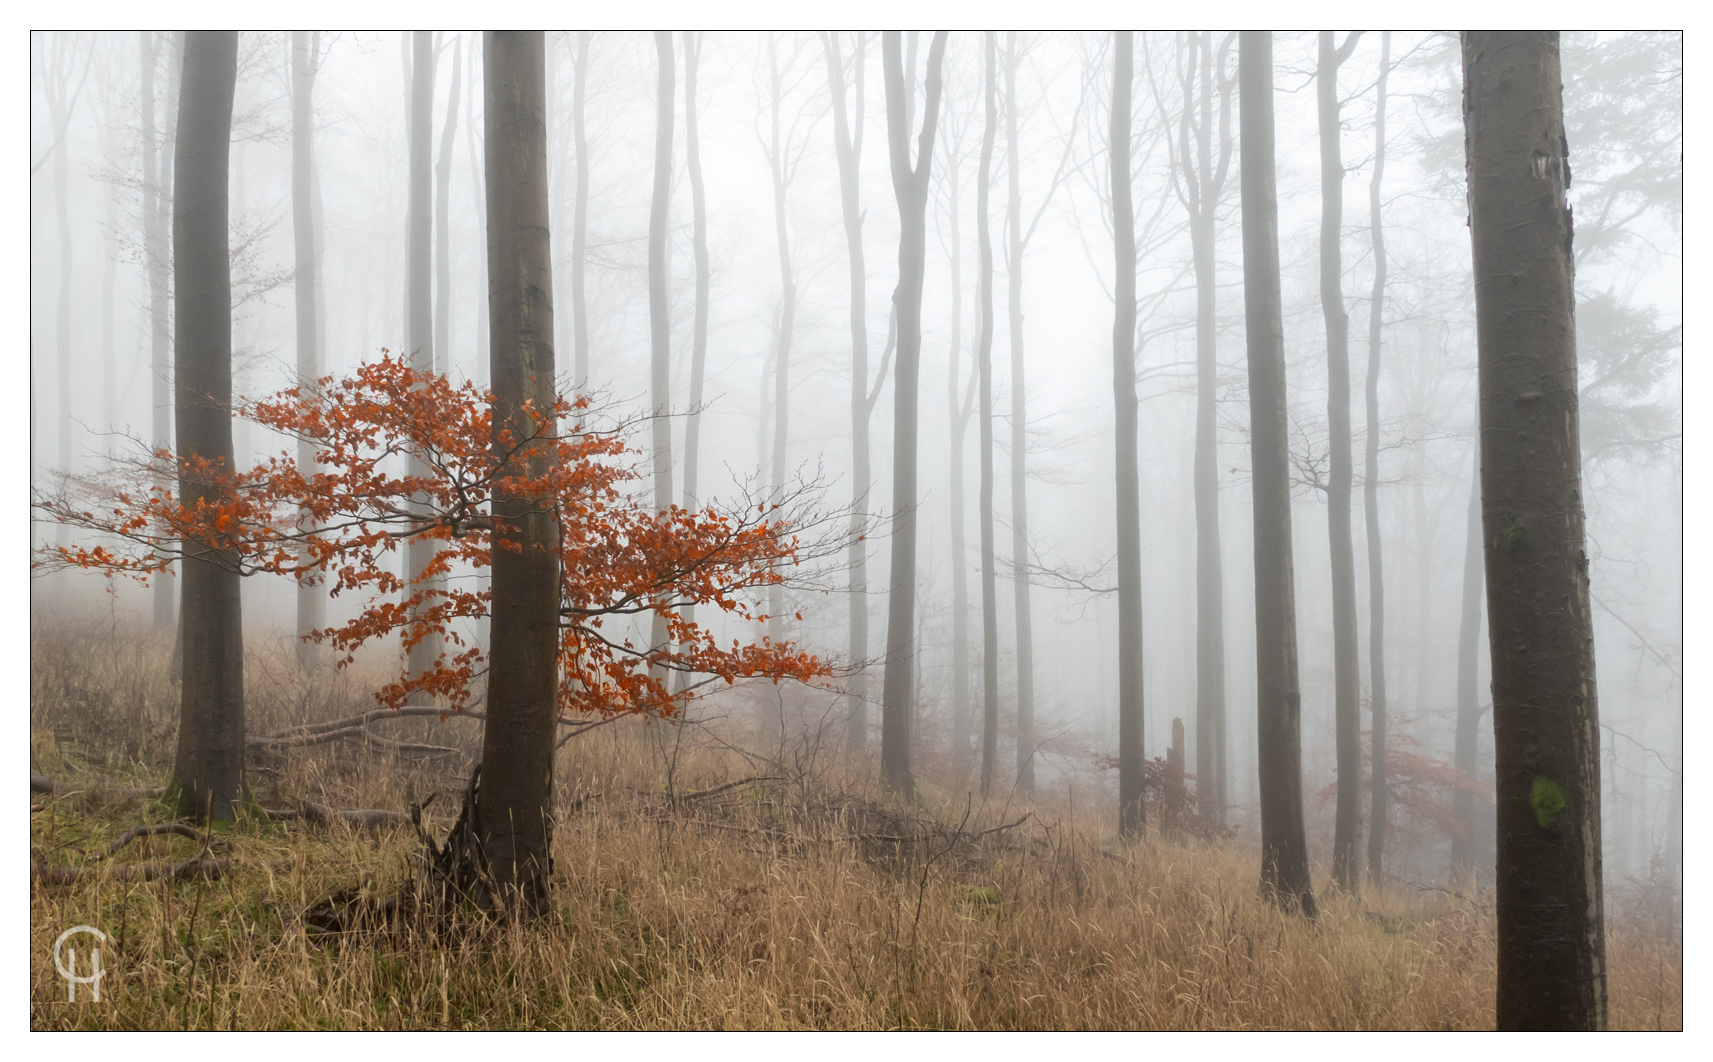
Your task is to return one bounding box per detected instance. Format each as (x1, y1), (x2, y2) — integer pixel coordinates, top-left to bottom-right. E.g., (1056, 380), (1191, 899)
(571, 32), (590, 386)
(1463, 30), (1606, 1030)
(405, 31), (441, 699)
(1003, 32), (1037, 796)
(648, 32), (675, 674)
(1111, 32), (1146, 840)
(291, 31), (326, 669)
(481, 30), (560, 916)
(1189, 31), (1233, 827)
(141, 32), (178, 633)
(1451, 458), (1486, 880)
(170, 31), (244, 824)
(879, 31), (948, 796)
(1364, 31), (1392, 885)
(1239, 31), (1316, 917)
(976, 32), (1000, 800)
(1319, 31), (1364, 893)
(824, 32), (873, 754)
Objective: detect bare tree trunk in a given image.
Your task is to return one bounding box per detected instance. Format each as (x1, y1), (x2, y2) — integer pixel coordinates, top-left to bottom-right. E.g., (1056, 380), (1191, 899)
(141, 32), (178, 633)
(674, 31), (709, 697)
(766, 33), (796, 660)
(170, 30), (244, 824)
(1003, 32), (1037, 795)
(46, 36), (77, 550)
(648, 32), (675, 675)
(1463, 30), (1606, 1029)
(571, 32), (589, 386)
(1364, 31), (1392, 885)
(436, 35), (461, 377)
(1451, 456), (1486, 880)
(824, 31), (875, 754)
(1319, 30), (1364, 893)
(1111, 32), (1146, 839)
(465, 40), (488, 385)
(1187, 31), (1235, 827)
(976, 31), (1000, 800)
(481, 30), (560, 916)
(879, 31), (948, 796)
(405, 31), (441, 700)
(1239, 31), (1316, 917)
(291, 30), (327, 669)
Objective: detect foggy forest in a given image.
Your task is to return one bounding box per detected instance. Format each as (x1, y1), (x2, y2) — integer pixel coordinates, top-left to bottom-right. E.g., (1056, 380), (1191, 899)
(29, 30), (1680, 1031)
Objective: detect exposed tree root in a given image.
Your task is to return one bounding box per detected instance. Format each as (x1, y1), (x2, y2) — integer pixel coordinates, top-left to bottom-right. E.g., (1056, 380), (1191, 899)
(101, 822), (204, 858)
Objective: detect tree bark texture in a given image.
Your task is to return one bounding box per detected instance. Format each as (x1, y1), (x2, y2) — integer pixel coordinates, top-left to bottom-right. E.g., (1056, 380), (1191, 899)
(1463, 30), (1606, 1030)
(977, 32), (1000, 800)
(170, 31), (244, 824)
(1319, 30), (1364, 893)
(1239, 32), (1316, 917)
(1111, 32), (1146, 839)
(481, 30), (561, 916)
(879, 30), (948, 796)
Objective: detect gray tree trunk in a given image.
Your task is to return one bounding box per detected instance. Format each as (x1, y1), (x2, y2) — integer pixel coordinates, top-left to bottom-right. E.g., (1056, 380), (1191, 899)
(879, 31), (948, 796)
(170, 30), (244, 824)
(1239, 31), (1316, 917)
(141, 32), (178, 632)
(766, 34), (796, 662)
(675, 32), (709, 697)
(1319, 30), (1364, 893)
(648, 32), (675, 678)
(976, 32), (1000, 800)
(1364, 31), (1392, 884)
(1451, 456), (1486, 881)
(1003, 32), (1037, 796)
(1463, 30), (1606, 1029)
(480, 30), (561, 915)
(1111, 32), (1146, 839)
(405, 31), (441, 699)
(824, 31), (875, 755)
(291, 30), (327, 668)
(436, 35), (461, 377)
(571, 32), (590, 386)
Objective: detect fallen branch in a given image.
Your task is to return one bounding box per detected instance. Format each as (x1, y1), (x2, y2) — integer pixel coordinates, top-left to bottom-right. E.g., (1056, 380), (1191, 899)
(261, 800), (412, 829)
(101, 822), (203, 859)
(33, 854), (229, 886)
(252, 705), (617, 750)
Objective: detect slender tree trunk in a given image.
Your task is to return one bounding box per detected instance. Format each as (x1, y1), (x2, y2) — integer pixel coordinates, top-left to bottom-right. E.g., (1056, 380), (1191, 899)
(170, 30), (243, 824)
(648, 32), (675, 675)
(976, 32), (1000, 800)
(1319, 31), (1364, 893)
(405, 31), (441, 699)
(1364, 31), (1392, 885)
(436, 36), (462, 377)
(1239, 31), (1316, 917)
(1451, 455), (1486, 880)
(48, 38), (75, 546)
(939, 85), (975, 773)
(291, 30), (327, 668)
(1463, 30), (1606, 1029)
(101, 148), (117, 446)
(1189, 31), (1234, 827)
(571, 32), (590, 386)
(824, 31), (873, 754)
(465, 39), (487, 386)
(141, 32), (178, 633)
(676, 31), (709, 697)
(1111, 32), (1146, 839)
(481, 30), (560, 916)
(879, 31), (948, 796)
(1003, 32), (1037, 795)
(766, 33), (796, 658)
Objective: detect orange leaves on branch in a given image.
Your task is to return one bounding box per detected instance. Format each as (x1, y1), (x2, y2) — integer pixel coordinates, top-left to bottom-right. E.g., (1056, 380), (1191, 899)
(35, 356), (833, 719)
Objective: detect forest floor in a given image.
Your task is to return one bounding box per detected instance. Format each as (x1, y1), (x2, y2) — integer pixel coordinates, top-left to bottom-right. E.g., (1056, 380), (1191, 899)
(29, 617), (1682, 1031)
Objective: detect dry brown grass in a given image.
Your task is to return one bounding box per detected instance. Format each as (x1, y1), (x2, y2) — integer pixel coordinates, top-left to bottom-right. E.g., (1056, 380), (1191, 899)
(29, 617), (1681, 1031)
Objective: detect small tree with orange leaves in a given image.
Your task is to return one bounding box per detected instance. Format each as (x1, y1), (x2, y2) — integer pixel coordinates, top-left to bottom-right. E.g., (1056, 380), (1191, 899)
(36, 355), (839, 729)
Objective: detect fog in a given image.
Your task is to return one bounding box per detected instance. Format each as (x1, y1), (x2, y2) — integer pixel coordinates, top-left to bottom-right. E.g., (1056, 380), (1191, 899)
(29, 31), (1680, 891)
